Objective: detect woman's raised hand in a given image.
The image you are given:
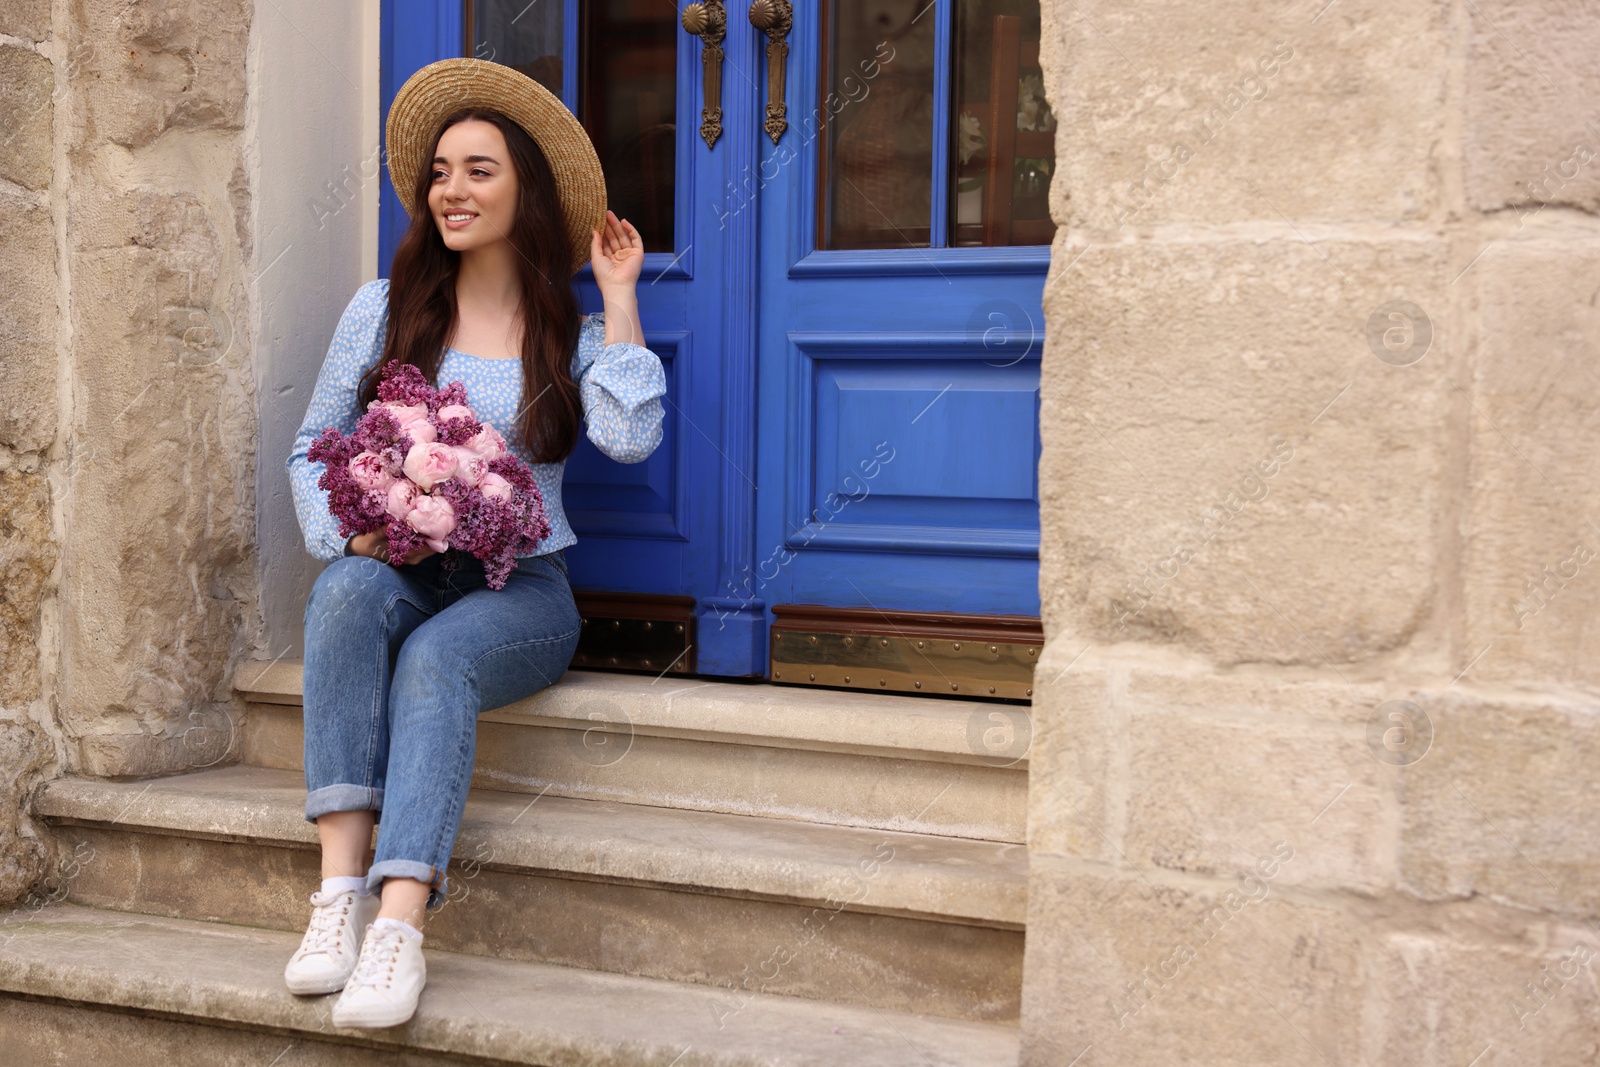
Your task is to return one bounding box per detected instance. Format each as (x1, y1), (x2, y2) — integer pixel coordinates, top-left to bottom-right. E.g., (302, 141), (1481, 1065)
(590, 209), (643, 292)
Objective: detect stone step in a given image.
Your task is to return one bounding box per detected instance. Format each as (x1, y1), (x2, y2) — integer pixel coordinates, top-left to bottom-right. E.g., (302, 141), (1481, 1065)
(235, 660), (1029, 843)
(34, 764), (1026, 1022)
(0, 903), (1021, 1066)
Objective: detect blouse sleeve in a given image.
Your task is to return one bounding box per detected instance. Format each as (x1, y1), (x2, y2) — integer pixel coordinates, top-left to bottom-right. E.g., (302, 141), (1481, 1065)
(571, 311), (666, 464)
(285, 278), (390, 562)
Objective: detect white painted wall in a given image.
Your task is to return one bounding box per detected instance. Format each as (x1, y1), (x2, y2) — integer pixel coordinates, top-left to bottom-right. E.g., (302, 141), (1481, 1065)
(251, 0), (381, 657)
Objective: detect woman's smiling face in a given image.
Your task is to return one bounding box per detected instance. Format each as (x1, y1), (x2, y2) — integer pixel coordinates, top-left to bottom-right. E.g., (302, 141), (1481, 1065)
(428, 119), (517, 252)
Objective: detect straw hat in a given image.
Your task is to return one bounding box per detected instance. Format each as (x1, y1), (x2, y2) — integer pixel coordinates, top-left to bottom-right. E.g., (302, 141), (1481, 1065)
(385, 57), (606, 276)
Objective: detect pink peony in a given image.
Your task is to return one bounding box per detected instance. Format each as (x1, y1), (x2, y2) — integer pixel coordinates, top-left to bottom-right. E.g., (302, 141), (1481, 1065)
(402, 442), (458, 490)
(348, 451), (396, 492)
(480, 472), (513, 502)
(405, 494), (456, 549)
(451, 446), (488, 488)
(381, 401), (427, 426)
(386, 478), (421, 520)
(383, 401), (436, 444)
(437, 404), (476, 423)
(467, 425), (508, 462)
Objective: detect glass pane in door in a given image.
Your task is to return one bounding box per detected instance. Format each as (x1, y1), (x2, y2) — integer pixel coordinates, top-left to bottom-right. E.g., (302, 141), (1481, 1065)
(949, 1), (1056, 246)
(465, 0), (564, 96)
(817, 0), (937, 250)
(579, 1), (676, 253)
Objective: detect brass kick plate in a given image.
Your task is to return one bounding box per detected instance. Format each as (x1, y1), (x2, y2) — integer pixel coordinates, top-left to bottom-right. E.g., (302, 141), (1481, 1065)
(770, 630), (1036, 701)
(571, 617), (693, 675)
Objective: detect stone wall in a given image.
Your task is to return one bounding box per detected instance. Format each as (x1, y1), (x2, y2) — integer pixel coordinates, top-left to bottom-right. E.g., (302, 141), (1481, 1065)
(0, 2), (60, 905)
(1027, 0), (1600, 1062)
(0, 0), (259, 904)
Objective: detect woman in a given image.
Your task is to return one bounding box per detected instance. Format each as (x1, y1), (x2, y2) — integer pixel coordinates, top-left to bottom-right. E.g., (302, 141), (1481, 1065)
(280, 58), (663, 1029)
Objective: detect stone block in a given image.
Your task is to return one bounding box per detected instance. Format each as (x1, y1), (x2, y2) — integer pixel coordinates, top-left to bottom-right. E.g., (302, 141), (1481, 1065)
(71, 0), (250, 149)
(0, 188), (58, 453)
(1020, 854), (1365, 1066)
(1042, 0), (1444, 229)
(1038, 237), (1452, 665)
(1032, 651), (1397, 886)
(0, 470), (56, 707)
(1464, 240), (1600, 686)
(1464, 0), (1600, 215)
(1375, 927), (1600, 1065)
(1400, 688), (1600, 918)
(0, 44), (53, 190)
(73, 705), (239, 779)
(1122, 672), (1395, 891)
(1028, 646), (1122, 862)
(0, 1), (50, 42)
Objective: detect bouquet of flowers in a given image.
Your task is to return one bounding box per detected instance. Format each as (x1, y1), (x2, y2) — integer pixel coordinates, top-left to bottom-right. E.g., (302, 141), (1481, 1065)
(306, 361), (551, 589)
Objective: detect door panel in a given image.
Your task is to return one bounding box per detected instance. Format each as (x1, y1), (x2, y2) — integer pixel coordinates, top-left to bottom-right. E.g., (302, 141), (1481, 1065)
(790, 336), (1040, 552)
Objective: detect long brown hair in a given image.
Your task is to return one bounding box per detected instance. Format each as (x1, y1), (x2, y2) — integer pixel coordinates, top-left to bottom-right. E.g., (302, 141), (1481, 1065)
(358, 107), (583, 462)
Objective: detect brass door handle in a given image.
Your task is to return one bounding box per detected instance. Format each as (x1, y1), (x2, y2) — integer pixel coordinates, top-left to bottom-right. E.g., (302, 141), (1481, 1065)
(681, 1), (727, 148)
(748, 0), (791, 143)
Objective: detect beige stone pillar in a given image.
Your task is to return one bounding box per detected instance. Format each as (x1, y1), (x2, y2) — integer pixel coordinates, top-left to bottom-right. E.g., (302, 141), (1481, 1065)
(1029, 0), (1600, 1060)
(0, 0), (262, 839)
(56, 0), (260, 778)
(0, 3), (70, 904)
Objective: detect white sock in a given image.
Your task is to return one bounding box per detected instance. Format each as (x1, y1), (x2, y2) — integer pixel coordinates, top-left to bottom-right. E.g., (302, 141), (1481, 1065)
(321, 875), (371, 897)
(372, 916), (424, 943)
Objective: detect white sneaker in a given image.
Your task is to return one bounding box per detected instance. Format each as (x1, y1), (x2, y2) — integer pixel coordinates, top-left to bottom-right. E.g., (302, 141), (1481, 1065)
(283, 887), (381, 995)
(330, 921), (426, 1029)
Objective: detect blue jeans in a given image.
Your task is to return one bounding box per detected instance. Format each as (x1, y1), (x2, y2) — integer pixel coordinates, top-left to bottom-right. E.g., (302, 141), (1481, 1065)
(301, 549), (580, 911)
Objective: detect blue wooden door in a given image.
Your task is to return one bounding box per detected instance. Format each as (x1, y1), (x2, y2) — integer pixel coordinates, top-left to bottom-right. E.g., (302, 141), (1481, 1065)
(381, 0), (1050, 680)
(745, 2), (1048, 662)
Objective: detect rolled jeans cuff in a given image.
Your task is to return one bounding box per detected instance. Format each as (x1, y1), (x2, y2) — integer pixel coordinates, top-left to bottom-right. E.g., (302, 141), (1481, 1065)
(305, 783), (384, 824)
(366, 858), (450, 911)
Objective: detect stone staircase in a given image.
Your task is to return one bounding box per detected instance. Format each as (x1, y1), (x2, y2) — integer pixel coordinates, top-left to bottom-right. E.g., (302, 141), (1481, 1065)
(0, 662), (1027, 1065)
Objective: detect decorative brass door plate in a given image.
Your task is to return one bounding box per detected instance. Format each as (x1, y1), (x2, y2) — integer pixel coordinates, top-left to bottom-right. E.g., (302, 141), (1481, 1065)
(769, 606), (1039, 701)
(571, 592), (696, 675)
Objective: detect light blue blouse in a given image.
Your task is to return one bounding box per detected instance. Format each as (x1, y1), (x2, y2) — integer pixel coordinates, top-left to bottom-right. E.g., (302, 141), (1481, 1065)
(286, 278), (665, 562)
